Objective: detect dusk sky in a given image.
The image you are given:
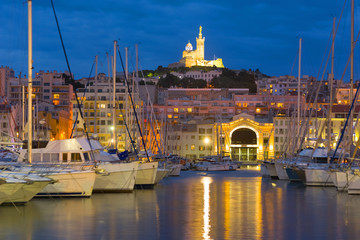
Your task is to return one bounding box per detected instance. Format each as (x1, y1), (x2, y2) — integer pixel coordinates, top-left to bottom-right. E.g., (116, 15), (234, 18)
(1, 1), (359, 80)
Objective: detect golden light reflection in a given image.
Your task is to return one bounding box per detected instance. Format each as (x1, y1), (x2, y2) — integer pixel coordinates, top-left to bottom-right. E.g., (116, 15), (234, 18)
(201, 177), (213, 240)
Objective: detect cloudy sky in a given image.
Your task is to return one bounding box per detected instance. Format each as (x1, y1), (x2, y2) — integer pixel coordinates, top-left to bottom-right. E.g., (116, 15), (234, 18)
(0, 0), (359, 80)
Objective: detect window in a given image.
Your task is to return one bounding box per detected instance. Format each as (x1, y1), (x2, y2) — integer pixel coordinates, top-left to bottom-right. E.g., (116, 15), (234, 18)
(199, 128), (205, 134)
(62, 153), (68, 163)
(191, 136), (195, 139)
(206, 128), (212, 134)
(53, 94), (60, 99)
(191, 144), (195, 150)
(71, 153), (82, 162)
(199, 146), (205, 151)
(83, 152), (90, 161)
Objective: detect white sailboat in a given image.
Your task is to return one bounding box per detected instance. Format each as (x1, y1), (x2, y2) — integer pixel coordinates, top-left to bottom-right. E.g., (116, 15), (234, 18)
(7, 0), (97, 198)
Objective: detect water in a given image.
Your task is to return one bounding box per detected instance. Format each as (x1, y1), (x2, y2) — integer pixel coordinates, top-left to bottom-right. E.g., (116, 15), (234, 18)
(1, 167), (360, 240)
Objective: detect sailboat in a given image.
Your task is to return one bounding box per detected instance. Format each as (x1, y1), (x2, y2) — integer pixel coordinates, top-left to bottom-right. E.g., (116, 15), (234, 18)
(4, 0), (97, 198)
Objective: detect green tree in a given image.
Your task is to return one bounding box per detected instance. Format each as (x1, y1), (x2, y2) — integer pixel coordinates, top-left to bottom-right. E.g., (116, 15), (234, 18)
(157, 73), (181, 88)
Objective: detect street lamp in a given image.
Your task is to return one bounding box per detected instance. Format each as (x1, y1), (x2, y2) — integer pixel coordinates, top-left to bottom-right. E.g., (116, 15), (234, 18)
(204, 137), (211, 156)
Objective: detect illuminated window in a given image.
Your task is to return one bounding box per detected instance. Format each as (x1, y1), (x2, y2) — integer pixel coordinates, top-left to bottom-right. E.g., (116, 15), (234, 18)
(256, 108), (261, 113)
(53, 94), (60, 99)
(174, 108), (178, 113)
(243, 103), (247, 107)
(53, 100), (59, 105)
(188, 108), (192, 113)
(168, 114), (172, 119)
(277, 103), (283, 108)
(100, 104), (106, 109)
(107, 113), (111, 117)
(191, 144), (195, 150)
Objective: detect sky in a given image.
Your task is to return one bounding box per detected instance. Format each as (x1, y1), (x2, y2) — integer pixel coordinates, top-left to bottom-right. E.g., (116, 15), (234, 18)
(1, 0), (359, 81)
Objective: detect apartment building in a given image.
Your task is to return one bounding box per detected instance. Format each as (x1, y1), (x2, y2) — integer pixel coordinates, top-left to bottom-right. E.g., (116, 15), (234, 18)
(72, 73), (144, 151)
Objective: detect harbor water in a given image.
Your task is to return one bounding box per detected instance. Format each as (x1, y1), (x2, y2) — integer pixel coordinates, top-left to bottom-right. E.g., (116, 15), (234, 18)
(1, 166), (360, 240)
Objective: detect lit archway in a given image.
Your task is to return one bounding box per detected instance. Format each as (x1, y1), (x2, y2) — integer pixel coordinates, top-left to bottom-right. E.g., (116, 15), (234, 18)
(230, 127), (258, 161)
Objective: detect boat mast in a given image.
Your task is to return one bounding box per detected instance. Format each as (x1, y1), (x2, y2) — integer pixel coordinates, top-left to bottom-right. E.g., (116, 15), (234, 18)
(328, 17), (336, 158)
(113, 40), (117, 149)
(350, 0), (354, 146)
(297, 38), (302, 150)
(22, 85), (25, 141)
(125, 47), (129, 151)
(94, 55), (98, 134)
(28, 0), (33, 163)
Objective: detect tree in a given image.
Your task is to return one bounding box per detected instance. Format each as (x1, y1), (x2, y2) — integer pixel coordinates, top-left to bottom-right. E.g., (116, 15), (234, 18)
(157, 73), (181, 88)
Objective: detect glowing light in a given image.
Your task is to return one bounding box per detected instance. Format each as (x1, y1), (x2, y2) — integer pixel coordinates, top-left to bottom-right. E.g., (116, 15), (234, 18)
(201, 177), (212, 240)
(110, 126), (114, 131)
(204, 137), (210, 144)
(256, 108), (261, 113)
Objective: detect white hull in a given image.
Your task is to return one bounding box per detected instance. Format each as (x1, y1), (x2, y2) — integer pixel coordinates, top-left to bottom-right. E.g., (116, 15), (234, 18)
(135, 162), (159, 187)
(329, 170), (350, 191)
(4, 181), (50, 204)
(0, 183), (23, 205)
(275, 162), (288, 180)
(168, 164), (182, 176)
(38, 170), (96, 197)
(264, 162), (278, 179)
(94, 162), (138, 192)
(155, 168), (169, 184)
(347, 171), (360, 195)
(304, 168), (334, 186)
(260, 164), (270, 177)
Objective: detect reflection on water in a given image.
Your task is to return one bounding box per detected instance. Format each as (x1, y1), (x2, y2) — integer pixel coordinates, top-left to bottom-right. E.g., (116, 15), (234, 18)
(2, 167), (360, 239)
(201, 177), (212, 240)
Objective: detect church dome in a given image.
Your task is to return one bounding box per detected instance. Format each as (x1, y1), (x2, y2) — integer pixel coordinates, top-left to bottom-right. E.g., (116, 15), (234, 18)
(185, 42), (193, 51)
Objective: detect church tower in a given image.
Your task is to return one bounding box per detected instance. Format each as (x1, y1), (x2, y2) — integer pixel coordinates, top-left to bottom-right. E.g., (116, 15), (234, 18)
(196, 26), (205, 61)
(177, 26), (224, 68)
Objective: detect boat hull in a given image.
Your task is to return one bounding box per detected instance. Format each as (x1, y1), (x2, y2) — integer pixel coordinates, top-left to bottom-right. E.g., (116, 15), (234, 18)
(304, 168), (334, 186)
(135, 162), (158, 188)
(347, 171), (360, 195)
(155, 168), (169, 184)
(0, 183), (23, 205)
(168, 164), (182, 176)
(93, 162), (138, 193)
(4, 181), (50, 204)
(37, 170), (96, 197)
(264, 162), (278, 179)
(275, 162), (289, 180)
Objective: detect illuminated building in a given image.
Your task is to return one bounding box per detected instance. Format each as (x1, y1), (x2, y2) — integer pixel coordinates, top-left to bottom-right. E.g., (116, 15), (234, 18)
(72, 73), (143, 150)
(178, 26), (224, 68)
(164, 113), (274, 161)
(4, 69), (73, 140)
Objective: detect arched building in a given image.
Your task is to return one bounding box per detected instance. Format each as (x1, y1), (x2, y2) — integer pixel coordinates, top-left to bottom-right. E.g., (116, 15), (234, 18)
(220, 113), (274, 161)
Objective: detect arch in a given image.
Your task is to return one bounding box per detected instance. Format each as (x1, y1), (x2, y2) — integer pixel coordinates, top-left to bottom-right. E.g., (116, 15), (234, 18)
(230, 126), (259, 146)
(231, 128), (257, 145)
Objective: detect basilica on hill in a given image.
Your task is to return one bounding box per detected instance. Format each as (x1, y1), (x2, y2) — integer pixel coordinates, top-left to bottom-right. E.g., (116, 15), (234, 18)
(170, 26), (224, 68)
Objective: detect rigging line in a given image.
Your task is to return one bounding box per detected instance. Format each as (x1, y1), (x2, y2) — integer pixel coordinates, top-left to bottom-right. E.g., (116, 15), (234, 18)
(70, 61), (95, 138)
(117, 47), (151, 163)
(50, 0), (94, 157)
(138, 61), (164, 154)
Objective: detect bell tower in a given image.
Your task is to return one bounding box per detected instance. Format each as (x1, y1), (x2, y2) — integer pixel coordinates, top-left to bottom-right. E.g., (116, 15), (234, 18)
(196, 26), (205, 61)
